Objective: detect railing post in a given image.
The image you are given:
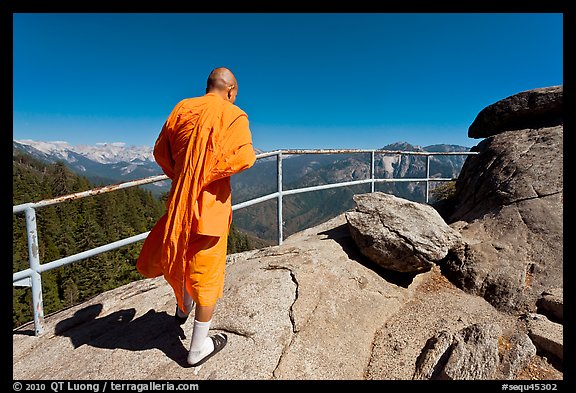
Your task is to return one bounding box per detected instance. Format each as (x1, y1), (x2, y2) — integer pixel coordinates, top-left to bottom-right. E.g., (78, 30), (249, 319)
(370, 151), (375, 193)
(425, 154), (430, 204)
(277, 152), (283, 245)
(25, 207), (45, 336)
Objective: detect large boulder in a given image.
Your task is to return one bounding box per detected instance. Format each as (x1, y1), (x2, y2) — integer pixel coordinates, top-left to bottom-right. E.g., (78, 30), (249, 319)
(468, 85), (563, 138)
(345, 192), (462, 273)
(442, 86), (563, 314)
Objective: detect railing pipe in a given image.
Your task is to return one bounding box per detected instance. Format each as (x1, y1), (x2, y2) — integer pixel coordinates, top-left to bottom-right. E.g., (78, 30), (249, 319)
(279, 149), (471, 156)
(13, 175), (169, 214)
(283, 178), (374, 196)
(232, 192), (279, 211)
(38, 232), (150, 274)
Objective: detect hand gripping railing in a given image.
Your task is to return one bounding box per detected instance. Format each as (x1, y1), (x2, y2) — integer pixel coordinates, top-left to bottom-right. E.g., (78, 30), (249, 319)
(12, 148), (477, 335)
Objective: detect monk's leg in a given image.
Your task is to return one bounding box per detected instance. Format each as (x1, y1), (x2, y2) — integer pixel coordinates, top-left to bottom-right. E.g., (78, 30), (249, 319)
(188, 305), (215, 364)
(194, 304), (216, 322)
(176, 286), (195, 320)
(186, 234), (228, 366)
(188, 303), (229, 366)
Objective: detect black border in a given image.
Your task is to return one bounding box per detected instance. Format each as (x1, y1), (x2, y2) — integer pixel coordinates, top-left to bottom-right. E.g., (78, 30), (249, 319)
(7, 379), (574, 390)
(2, 0), (572, 13)
(6, 0), (571, 389)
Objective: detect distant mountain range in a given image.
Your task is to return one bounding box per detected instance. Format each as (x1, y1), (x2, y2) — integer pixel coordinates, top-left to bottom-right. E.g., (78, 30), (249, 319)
(13, 139), (471, 241)
(15, 140), (155, 164)
(12, 139), (268, 196)
(13, 139), (168, 195)
(230, 141), (472, 240)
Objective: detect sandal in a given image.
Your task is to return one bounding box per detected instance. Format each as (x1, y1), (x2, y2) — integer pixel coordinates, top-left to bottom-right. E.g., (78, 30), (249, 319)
(188, 333), (228, 367)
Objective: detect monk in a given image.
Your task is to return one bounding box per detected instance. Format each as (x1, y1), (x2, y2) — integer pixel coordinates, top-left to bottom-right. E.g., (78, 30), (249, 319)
(136, 67), (256, 366)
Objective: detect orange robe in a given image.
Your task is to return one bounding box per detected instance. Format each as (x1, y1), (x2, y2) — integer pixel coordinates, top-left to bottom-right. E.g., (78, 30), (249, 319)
(136, 93), (256, 309)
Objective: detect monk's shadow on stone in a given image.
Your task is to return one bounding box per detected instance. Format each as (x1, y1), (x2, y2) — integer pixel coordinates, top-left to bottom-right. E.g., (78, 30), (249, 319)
(54, 303), (192, 368)
(319, 222), (419, 288)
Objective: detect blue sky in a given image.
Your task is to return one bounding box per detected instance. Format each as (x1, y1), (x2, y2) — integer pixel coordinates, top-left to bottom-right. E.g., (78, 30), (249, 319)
(13, 13), (563, 151)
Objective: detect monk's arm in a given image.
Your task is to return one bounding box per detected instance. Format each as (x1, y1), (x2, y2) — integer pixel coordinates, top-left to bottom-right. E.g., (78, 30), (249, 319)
(209, 115), (256, 183)
(227, 114), (257, 173)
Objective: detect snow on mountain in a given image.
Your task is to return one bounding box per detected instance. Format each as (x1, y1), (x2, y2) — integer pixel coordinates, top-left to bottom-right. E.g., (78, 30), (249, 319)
(15, 139), (75, 160)
(15, 139), (155, 164)
(13, 139), (164, 195)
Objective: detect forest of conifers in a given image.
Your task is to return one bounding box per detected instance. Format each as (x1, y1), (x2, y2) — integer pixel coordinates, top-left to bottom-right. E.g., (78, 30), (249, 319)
(12, 151), (255, 328)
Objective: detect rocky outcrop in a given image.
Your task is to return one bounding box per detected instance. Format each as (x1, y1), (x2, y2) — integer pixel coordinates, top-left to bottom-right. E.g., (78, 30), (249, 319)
(414, 323), (501, 380)
(440, 86), (563, 314)
(347, 85), (563, 378)
(524, 313), (563, 363)
(468, 85), (563, 138)
(499, 332), (539, 380)
(536, 288), (563, 323)
(345, 192), (462, 273)
(15, 214), (562, 380)
(413, 323), (537, 380)
(13, 216), (414, 380)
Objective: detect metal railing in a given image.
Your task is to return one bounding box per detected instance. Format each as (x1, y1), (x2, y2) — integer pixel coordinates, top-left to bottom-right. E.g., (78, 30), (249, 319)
(13, 148), (477, 335)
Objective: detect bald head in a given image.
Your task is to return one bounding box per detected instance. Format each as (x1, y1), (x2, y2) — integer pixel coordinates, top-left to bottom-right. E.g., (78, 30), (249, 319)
(206, 67), (238, 104)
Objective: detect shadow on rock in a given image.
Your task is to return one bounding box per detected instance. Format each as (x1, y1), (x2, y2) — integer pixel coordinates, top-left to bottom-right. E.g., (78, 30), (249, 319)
(54, 304), (191, 368)
(319, 223), (419, 288)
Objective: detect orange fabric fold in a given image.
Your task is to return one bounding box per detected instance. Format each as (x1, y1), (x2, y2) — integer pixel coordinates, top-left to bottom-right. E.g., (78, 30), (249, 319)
(137, 93), (256, 309)
(185, 233), (229, 307)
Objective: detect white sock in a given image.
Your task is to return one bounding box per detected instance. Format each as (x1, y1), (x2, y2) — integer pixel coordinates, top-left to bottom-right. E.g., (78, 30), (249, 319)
(177, 289), (195, 318)
(188, 319), (214, 365)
